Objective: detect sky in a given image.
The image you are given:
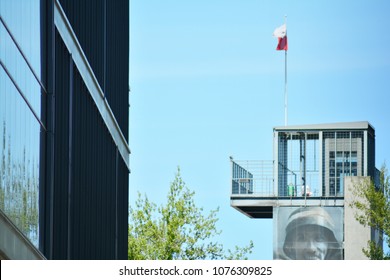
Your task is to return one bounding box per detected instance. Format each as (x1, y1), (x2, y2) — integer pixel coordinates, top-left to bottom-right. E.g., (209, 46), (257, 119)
(129, 0), (390, 259)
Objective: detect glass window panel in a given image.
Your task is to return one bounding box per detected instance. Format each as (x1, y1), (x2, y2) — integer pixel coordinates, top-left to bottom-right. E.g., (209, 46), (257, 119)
(0, 0), (41, 116)
(0, 0), (41, 248)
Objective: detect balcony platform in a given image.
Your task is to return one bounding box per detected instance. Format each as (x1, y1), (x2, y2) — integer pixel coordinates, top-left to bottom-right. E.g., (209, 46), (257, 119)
(230, 195), (345, 218)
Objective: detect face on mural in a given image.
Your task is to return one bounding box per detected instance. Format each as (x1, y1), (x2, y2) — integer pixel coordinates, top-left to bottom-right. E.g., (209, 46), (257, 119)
(291, 225), (328, 260)
(279, 207), (343, 260)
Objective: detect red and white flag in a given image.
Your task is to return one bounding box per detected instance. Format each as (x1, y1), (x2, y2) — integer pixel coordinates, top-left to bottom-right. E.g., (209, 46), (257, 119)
(273, 24), (288, 51)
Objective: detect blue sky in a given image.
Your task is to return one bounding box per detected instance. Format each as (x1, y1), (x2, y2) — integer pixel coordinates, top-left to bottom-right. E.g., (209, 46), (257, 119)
(129, 0), (390, 259)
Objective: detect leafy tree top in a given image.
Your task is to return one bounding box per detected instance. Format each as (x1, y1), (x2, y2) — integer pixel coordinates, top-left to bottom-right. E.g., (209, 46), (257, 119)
(128, 168), (253, 260)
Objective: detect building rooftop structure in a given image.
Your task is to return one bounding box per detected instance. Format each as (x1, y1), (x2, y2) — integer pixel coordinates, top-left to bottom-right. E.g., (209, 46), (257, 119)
(230, 121), (380, 259)
(273, 121), (374, 131)
(230, 121), (377, 218)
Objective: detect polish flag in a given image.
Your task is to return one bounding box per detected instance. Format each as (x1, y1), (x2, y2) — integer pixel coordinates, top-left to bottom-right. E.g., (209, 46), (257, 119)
(273, 24), (288, 51)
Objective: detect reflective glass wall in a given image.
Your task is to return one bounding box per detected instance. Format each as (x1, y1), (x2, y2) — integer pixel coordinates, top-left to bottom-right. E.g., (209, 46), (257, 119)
(0, 0), (42, 247)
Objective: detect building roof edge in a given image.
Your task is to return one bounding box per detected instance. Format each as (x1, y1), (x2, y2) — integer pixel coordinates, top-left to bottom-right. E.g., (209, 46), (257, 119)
(274, 121), (374, 131)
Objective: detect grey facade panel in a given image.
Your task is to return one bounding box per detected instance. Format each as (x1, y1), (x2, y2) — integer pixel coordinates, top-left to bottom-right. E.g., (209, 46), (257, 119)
(0, 210), (45, 260)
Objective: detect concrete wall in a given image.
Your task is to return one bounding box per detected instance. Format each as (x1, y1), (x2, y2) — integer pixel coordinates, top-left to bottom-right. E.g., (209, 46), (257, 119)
(0, 210), (45, 260)
(344, 176), (370, 260)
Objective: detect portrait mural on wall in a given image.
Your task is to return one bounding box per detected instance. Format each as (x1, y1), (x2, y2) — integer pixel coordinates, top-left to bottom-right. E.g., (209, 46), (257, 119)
(273, 207), (344, 260)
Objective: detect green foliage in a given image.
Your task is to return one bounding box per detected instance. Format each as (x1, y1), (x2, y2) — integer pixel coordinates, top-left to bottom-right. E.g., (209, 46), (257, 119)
(128, 168), (253, 260)
(350, 164), (390, 260)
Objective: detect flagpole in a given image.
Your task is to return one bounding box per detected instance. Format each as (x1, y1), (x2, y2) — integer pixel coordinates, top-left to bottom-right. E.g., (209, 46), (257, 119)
(285, 48), (287, 126)
(284, 15), (288, 126)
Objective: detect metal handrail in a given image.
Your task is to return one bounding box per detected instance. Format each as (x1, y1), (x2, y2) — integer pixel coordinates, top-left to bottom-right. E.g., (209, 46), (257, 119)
(230, 159), (326, 197)
(231, 159), (275, 196)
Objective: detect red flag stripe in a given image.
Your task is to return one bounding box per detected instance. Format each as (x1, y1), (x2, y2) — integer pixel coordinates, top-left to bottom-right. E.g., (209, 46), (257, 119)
(276, 36), (288, 51)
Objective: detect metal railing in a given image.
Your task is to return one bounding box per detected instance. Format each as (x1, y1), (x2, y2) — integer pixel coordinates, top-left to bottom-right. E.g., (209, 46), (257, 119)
(230, 158), (321, 197)
(231, 159), (275, 196)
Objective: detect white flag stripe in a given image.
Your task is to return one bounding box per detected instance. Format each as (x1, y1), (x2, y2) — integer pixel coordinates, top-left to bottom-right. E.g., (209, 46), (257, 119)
(273, 23), (286, 38)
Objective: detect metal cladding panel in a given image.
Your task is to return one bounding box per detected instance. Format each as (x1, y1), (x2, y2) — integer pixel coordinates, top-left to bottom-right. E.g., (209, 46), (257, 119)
(367, 132), (376, 179)
(52, 31), (71, 259)
(51, 58), (127, 259)
(117, 156), (129, 258)
(106, 0), (129, 140)
(58, 0), (129, 138)
(41, 0), (129, 260)
(40, 0), (56, 257)
(58, 0), (105, 89)
(70, 67), (118, 259)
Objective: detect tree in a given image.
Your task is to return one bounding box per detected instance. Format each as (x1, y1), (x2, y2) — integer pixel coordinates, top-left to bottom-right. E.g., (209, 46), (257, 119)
(128, 168), (254, 260)
(349, 164), (390, 259)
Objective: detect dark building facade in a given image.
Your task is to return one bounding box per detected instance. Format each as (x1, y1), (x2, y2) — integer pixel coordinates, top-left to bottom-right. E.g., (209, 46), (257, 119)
(0, 0), (129, 260)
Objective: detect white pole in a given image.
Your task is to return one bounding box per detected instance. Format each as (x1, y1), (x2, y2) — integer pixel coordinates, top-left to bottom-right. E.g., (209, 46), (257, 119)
(285, 49), (287, 126)
(284, 15), (288, 126)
